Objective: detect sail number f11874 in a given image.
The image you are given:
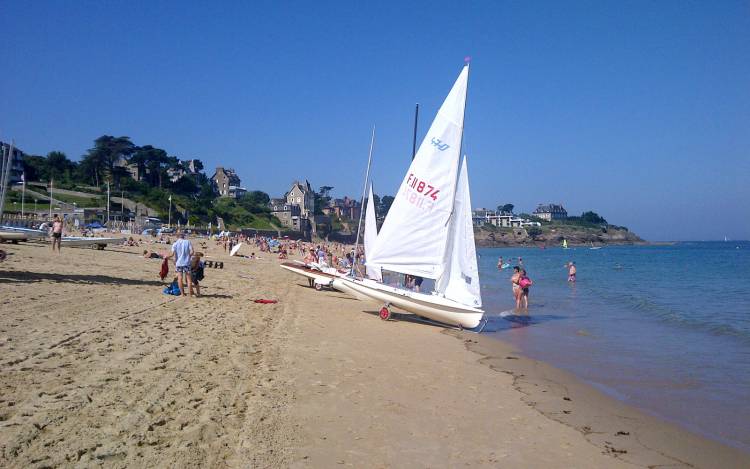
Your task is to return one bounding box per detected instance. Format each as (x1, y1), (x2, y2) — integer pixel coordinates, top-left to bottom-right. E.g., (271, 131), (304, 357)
(402, 173), (440, 212)
(406, 173), (440, 200)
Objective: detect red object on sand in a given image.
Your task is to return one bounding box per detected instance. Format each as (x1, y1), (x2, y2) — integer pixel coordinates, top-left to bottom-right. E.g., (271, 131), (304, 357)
(253, 299), (278, 304)
(160, 258), (169, 281)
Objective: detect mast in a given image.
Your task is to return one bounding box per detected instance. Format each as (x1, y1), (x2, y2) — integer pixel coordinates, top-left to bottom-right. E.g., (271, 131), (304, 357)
(0, 143), (11, 222)
(21, 172), (25, 218)
(443, 59), (471, 228)
(412, 103), (419, 160)
(352, 126), (376, 276)
(48, 178), (53, 220)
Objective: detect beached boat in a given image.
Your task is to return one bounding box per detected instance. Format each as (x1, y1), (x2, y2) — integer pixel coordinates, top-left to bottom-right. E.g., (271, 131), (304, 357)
(0, 226), (48, 243)
(60, 236), (124, 249)
(333, 64), (484, 329)
(0, 230), (29, 242)
(279, 261), (348, 290)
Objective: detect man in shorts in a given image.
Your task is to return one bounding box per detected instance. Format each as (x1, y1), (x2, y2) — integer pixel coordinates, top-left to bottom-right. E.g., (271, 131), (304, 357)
(51, 215), (63, 253)
(165, 231), (194, 296)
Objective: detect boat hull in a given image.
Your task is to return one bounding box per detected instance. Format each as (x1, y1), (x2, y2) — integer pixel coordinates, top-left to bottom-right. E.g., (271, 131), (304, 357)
(332, 277), (484, 329)
(0, 231), (29, 241)
(280, 262), (342, 286)
(60, 237), (123, 247)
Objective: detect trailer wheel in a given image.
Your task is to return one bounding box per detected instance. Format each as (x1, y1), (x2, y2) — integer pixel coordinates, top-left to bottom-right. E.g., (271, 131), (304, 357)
(314, 282), (323, 291)
(379, 306), (391, 321)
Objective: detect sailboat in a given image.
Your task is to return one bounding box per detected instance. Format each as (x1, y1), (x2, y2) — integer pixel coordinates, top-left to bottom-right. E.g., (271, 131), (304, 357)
(332, 64), (484, 329)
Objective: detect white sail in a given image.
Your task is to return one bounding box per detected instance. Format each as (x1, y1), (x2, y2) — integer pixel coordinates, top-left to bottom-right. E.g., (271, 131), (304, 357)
(366, 65), (469, 278)
(436, 156), (482, 307)
(364, 183), (382, 281)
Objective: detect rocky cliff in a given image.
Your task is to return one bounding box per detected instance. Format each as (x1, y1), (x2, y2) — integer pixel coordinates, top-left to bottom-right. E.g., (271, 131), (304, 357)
(474, 224), (644, 247)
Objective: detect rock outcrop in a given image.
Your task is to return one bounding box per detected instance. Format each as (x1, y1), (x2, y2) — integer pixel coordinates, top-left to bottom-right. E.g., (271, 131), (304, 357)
(474, 225), (644, 247)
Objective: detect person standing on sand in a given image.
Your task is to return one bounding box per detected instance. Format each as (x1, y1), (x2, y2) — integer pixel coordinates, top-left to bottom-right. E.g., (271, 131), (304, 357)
(164, 231), (194, 296)
(511, 266), (521, 308)
(567, 261), (577, 282)
(51, 215), (63, 253)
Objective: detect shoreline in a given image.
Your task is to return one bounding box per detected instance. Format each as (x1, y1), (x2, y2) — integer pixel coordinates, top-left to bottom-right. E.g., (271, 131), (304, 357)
(1, 239), (747, 467)
(450, 331), (749, 467)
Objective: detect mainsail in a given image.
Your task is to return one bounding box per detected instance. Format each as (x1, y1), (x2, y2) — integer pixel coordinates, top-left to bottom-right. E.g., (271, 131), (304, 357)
(435, 156), (482, 307)
(364, 183), (381, 281)
(366, 65), (469, 278)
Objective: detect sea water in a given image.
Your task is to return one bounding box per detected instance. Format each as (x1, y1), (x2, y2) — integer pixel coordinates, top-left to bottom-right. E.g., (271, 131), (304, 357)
(479, 241), (750, 453)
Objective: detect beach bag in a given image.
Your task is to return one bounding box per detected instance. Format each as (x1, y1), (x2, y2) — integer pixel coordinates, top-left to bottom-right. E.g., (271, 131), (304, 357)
(163, 280), (181, 296)
(159, 258), (169, 280)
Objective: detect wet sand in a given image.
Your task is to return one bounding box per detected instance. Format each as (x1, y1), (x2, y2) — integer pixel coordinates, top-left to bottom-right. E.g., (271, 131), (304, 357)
(0, 239), (747, 467)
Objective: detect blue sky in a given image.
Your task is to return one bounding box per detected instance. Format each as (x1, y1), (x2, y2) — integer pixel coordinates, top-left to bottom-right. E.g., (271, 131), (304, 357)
(2, 0), (748, 241)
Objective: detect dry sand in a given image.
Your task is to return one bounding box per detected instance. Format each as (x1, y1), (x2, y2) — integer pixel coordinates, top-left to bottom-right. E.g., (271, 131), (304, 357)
(1, 238), (747, 468)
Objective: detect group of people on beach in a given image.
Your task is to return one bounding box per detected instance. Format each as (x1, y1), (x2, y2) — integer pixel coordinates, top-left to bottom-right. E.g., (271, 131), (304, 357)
(162, 231), (205, 297)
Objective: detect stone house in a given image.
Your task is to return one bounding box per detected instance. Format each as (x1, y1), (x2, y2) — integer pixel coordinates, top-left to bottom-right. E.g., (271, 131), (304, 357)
(323, 196), (360, 220)
(533, 203), (568, 221)
(0, 141), (25, 184)
(211, 167), (243, 198)
(285, 180), (314, 217)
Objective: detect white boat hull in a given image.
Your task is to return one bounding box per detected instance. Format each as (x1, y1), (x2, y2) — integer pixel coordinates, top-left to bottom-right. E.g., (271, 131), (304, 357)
(332, 277), (484, 329)
(0, 226), (46, 240)
(0, 231), (29, 241)
(60, 237), (123, 247)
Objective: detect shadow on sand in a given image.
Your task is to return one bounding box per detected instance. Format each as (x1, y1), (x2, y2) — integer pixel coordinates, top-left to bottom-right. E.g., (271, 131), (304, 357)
(197, 293), (234, 299)
(0, 270), (165, 286)
(480, 313), (568, 333)
(360, 309), (450, 329)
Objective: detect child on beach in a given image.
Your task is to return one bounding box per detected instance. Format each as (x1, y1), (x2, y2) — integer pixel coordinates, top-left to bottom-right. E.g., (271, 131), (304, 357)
(190, 252), (205, 297)
(518, 269), (533, 309)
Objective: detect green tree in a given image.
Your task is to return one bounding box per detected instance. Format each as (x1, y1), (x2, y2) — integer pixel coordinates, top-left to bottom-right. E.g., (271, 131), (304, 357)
(313, 186), (333, 216)
(497, 203), (514, 214)
(46, 151), (74, 182)
(240, 191), (271, 210)
(380, 195), (395, 216)
(580, 211), (607, 225)
(22, 155), (48, 181)
(526, 227), (543, 239)
(81, 135), (135, 186)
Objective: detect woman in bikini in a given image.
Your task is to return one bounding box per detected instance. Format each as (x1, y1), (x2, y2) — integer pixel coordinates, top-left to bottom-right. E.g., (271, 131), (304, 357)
(510, 266), (522, 309)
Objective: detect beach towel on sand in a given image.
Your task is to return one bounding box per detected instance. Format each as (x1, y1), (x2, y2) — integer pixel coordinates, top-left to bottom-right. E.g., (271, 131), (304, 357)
(160, 258), (169, 280)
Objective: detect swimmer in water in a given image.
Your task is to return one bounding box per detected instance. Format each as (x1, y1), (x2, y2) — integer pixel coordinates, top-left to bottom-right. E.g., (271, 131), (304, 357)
(567, 261), (576, 282)
(497, 257), (504, 269)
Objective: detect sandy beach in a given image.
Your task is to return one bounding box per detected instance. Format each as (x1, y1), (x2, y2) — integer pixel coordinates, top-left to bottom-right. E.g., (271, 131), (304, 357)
(1, 239), (748, 468)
